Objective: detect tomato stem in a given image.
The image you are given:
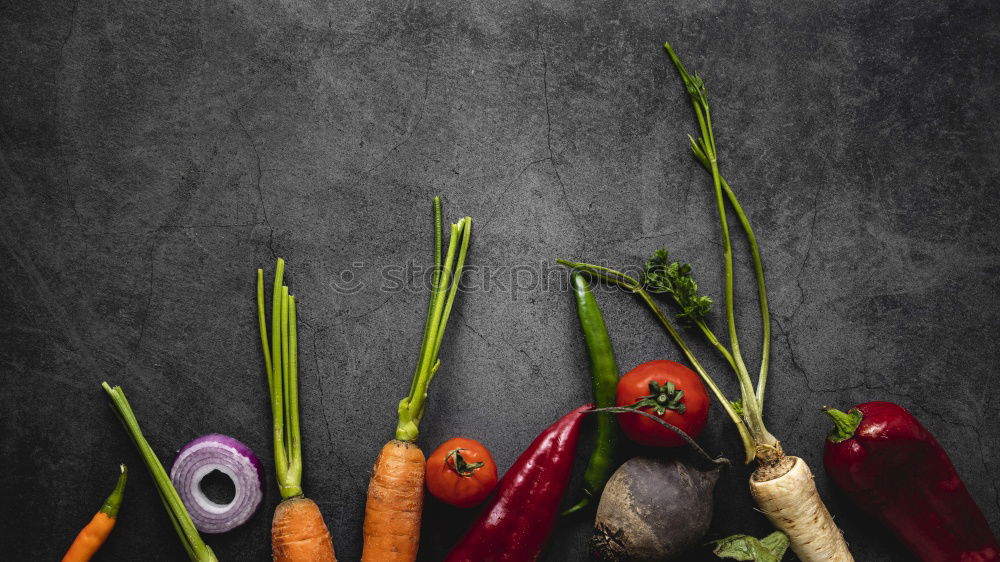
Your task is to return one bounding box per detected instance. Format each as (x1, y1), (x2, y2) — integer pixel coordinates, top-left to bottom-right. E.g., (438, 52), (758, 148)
(628, 380), (686, 415)
(823, 407), (863, 443)
(589, 407), (729, 467)
(446, 449), (485, 477)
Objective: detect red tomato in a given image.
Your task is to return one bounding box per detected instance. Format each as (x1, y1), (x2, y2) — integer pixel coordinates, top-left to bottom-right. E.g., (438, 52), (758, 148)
(425, 437), (498, 508)
(616, 360), (710, 447)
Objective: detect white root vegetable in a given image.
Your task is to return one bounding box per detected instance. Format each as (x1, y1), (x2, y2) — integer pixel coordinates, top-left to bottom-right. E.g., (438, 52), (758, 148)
(749, 456), (853, 562)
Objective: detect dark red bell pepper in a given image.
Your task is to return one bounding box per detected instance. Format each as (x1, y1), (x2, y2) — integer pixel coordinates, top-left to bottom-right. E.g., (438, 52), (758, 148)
(824, 401), (999, 562)
(445, 404), (591, 562)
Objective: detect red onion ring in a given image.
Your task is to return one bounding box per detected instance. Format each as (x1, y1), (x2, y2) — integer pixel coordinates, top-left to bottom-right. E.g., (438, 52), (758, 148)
(170, 433), (263, 534)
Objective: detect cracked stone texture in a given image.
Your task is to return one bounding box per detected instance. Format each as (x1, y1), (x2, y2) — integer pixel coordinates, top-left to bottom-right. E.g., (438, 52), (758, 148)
(2, 0), (998, 560)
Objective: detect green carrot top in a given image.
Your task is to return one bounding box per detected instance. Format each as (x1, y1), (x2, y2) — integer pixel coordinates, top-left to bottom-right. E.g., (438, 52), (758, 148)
(395, 197), (472, 442)
(257, 258), (304, 499)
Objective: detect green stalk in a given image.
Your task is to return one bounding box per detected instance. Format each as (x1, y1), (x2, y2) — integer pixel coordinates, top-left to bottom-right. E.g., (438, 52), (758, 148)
(663, 42), (778, 456)
(409, 198), (444, 400)
(395, 198), (473, 442)
(287, 295), (302, 484)
(691, 144), (772, 408)
(102, 383), (217, 561)
(693, 318), (738, 373)
(431, 219), (472, 362)
(557, 260), (756, 462)
(281, 286), (291, 467)
(257, 259), (303, 499)
(665, 43), (754, 406)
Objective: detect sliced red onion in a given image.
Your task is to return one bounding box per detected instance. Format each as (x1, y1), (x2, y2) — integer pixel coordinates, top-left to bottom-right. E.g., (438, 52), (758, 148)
(170, 433), (263, 534)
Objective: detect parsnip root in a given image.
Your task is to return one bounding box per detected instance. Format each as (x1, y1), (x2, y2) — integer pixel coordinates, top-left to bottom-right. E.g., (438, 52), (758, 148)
(749, 456), (853, 562)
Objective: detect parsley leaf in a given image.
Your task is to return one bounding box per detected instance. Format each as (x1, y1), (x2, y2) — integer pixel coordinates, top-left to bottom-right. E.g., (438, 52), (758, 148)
(642, 248), (713, 321)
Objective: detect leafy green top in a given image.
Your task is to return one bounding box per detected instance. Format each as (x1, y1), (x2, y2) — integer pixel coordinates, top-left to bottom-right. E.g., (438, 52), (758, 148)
(643, 248), (712, 321)
(713, 531), (790, 561)
(396, 197), (472, 442)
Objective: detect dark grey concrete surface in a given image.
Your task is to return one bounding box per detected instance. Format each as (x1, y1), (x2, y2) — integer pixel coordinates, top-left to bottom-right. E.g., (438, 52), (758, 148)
(2, 0), (998, 560)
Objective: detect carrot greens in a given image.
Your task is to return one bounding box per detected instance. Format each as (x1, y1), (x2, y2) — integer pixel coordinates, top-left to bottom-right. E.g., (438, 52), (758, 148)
(257, 258), (303, 499)
(395, 196), (472, 442)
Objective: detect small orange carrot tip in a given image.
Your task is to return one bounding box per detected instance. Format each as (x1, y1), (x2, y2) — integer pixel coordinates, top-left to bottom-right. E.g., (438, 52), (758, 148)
(62, 463), (128, 562)
(257, 259), (337, 562)
(102, 382), (217, 561)
(362, 197), (473, 562)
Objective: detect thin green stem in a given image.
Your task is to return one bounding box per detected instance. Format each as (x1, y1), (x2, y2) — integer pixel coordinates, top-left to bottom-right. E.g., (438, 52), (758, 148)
(431, 218), (472, 361)
(691, 144), (772, 408)
(697, 97), (756, 413)
(433, 198), (443, 285)
(257, 269), (272, 383)
(268, 262), (287, 489)
(589, 407), (728, 467)
(410, 198), (444, 400)
(281, 287), (291, 466)
(415, 222), (460, 389)
(666, 43), (755, 402)
(288, 295), (302, 482)
(102, 383), (216, 561)
(664, 42), (778, 455)
(693, 318), (738, 373)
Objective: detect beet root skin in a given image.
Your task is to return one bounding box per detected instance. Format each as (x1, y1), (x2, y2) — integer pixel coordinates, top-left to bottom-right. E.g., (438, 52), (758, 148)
(591, 457), (720, 561)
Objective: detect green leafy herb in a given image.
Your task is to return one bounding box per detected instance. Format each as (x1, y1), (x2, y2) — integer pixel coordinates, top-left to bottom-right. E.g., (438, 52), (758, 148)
(713, 531), (790, 561)
(643, 248), (712, 320)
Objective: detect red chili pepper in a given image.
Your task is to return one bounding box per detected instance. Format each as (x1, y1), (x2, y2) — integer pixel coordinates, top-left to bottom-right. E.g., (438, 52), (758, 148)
(824, 401), (999, 562)
(445, 404), (592, 562)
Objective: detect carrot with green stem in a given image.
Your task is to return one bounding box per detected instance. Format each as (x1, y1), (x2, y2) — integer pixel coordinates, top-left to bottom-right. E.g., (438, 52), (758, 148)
(559, 42), (854, 561)
(362, 196), (472, 562)
(62, 464), (127, 562)
(257, 258), (337, 561)
(102, 383), (217, 561)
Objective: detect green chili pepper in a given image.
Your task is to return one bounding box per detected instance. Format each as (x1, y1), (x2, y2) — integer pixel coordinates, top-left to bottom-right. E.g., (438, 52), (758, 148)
(563, 271), (620, 515)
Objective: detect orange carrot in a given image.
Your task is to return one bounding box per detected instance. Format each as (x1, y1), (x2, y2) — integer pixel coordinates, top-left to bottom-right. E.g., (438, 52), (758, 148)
(362, 440), (426, 559)
(361, 198), (472, 562)
(272, 497), (336, 562)
(258, 260), (337, 561)
(62, 464), (127, 562)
